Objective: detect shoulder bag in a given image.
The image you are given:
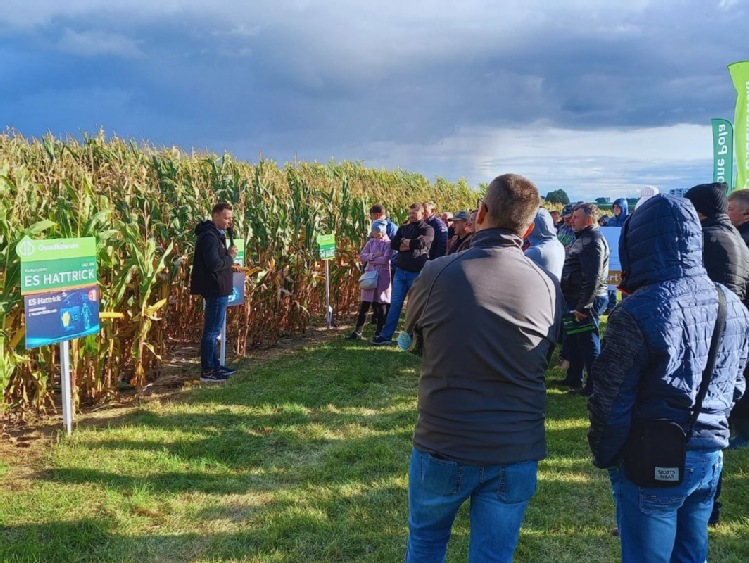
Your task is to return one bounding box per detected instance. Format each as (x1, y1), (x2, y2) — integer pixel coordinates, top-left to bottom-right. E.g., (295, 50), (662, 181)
(621, 286), (726, 488)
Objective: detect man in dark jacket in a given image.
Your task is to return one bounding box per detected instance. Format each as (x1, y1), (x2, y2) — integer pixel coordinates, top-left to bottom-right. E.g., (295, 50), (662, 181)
(189, 202), (238, 383)
(726, 188), (749, 448)
(423, 201), (448, 259)
(560, 203), (610, 394)
(371, 203), (433, 345)
(587, 194), (749, 563)
(402, 173), (562, 562)
(685, 182), (749, 301)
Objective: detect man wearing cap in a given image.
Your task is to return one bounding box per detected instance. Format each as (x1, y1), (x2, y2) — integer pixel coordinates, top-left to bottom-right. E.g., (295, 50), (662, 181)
(556, 205), (576, 254)
(447, 210), (473, 254)
(402, 173), (562, 562)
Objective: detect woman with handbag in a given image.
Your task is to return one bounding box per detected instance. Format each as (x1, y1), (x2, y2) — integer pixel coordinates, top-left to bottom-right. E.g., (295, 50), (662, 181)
(346, 220), (392, 340)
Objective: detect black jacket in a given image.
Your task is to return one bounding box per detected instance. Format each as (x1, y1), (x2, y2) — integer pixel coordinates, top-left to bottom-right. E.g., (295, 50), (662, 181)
(391, 221), (434, 272)
(560, 225), (610, 313)
(189, 220), (233, 297)
(701, 214), (749, 302)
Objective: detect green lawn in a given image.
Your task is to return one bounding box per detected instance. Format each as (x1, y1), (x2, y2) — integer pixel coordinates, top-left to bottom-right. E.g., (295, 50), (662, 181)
(1, 327), (748, 562)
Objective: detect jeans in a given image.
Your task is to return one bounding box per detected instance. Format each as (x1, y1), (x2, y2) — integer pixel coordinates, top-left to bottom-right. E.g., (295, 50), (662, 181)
(406, 448), (537, 563)
(566, 295), (608, 390)
(200, 295), (228, 372)
(609, 449), (723, 563)
(380, 269), (420, 340)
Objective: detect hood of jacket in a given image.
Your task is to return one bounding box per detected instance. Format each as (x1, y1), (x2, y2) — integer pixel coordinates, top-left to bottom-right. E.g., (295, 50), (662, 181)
(619, 194), (705, 294)
(195, 219), (220, 237)
(526, 208), (557, 245)
(613, 198), (629, 219)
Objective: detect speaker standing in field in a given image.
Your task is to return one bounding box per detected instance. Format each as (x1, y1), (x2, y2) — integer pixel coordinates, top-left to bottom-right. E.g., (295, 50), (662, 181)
(189, 202), (238, 383)
(402, 174), (562, 562)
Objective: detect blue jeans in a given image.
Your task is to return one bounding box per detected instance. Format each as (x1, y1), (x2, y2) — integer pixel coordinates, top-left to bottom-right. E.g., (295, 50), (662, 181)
(406, 448), (537, 563)
(566, 295), (608, 390)
(610, 449), (723, 563)
(200, 295), (228, 372)
(381, 268), (420, 340)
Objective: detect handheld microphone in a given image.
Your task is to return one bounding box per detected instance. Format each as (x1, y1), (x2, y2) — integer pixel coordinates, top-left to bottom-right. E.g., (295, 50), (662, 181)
(227, 226), (235, 247)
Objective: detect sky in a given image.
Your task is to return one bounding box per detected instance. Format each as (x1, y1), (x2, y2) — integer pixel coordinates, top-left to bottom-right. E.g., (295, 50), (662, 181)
(1, 0), (748, 201)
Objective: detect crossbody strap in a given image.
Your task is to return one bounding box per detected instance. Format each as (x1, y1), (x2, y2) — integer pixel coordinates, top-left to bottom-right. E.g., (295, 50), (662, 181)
(686, 285), (727, 439)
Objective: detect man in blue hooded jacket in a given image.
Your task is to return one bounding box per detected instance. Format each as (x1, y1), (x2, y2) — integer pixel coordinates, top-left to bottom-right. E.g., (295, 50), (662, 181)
(605, 198), (629, 227)
(588, 194), (749, 563)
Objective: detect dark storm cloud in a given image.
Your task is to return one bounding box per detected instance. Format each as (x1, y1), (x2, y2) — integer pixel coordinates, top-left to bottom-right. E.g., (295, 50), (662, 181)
(2, 1), (748, 193)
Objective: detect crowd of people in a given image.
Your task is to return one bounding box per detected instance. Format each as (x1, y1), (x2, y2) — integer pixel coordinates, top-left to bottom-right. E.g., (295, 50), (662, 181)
(190, 178), (749, 562)
(341, 178), (749, 562)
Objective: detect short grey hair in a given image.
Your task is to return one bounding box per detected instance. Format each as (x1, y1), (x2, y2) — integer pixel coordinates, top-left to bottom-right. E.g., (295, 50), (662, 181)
(573, 202), (599, 222)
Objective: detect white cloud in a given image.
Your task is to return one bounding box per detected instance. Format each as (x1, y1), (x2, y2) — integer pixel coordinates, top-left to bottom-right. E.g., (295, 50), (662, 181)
(58, 28), (143, 57)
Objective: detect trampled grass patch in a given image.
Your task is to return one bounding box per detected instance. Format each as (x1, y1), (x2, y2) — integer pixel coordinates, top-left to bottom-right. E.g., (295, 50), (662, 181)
(1, 328), (748, 562)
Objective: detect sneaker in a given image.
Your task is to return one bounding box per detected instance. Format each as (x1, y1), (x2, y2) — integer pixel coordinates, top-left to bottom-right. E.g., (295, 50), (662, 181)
(345, 332), (364, 340)
(370, 335), (394, 346)
(200, 370), (229, 383)
(217, 365), (236, 376)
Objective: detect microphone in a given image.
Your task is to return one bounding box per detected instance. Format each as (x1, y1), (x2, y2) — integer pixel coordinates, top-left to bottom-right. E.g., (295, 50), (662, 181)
(227, 226), (235, 247)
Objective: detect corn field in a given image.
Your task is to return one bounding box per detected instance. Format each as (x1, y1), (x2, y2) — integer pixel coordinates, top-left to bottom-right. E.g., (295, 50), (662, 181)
(0, 131), (480, 414)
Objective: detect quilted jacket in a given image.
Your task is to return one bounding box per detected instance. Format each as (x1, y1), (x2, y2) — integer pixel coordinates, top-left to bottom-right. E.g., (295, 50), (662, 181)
(588, 194), (749, 468)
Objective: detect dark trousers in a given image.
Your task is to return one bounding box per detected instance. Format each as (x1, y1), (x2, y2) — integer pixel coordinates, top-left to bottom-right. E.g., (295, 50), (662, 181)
(566, 295), (608, 391)
(355, 301), (385, 334)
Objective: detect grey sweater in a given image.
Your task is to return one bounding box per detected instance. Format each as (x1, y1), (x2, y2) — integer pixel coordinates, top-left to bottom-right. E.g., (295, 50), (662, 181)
(405, 228), (563, 465)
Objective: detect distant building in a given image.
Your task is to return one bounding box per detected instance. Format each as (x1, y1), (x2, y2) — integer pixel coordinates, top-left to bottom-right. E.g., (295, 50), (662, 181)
(669, 188), (687, 197)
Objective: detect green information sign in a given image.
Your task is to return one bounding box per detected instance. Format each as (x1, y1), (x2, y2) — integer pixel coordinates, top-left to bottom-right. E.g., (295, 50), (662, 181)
(232, 238), (245, 266)
(17, 236), (100, 350)
(317, 233), (336, 260)
(229, 238), (245, 307)
(18, 237), (98, 295)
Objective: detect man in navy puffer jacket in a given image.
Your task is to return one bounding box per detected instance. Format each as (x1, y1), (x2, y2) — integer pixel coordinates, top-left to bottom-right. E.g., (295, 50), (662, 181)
(587, 194), (749, 563)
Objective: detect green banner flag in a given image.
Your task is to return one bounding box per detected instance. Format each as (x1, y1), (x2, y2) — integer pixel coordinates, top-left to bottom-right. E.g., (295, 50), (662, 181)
(711, 118), (734, 188)
(729, 61), (749, 191)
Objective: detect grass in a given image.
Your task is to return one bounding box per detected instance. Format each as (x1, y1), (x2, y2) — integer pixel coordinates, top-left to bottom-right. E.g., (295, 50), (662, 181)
(1, 324), (748, 562)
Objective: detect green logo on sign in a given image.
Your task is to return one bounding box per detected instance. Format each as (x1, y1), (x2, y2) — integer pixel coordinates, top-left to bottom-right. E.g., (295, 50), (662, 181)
(316, 233), (336, 260)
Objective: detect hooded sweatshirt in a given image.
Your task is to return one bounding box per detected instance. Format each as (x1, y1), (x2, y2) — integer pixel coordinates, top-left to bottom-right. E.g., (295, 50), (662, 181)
(606, 198), (629, 227)
(524, 208), (565, 281)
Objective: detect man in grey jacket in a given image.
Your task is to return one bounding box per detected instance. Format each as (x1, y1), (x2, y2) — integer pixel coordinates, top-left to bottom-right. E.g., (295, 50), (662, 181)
(402, 174), (563, 563)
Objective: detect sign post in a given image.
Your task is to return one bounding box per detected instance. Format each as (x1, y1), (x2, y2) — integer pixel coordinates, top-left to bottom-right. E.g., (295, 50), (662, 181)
(317, 233), (336, 329)
(220, 238), (246, 366)
(17, 236), (100, 435)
